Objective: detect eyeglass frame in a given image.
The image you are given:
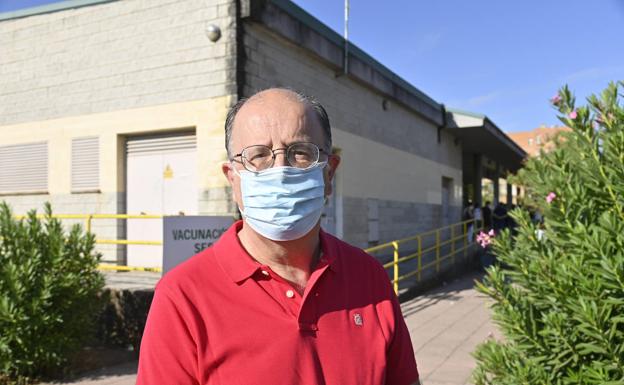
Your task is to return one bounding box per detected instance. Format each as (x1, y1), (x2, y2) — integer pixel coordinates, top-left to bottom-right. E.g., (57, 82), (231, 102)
(230, 141), (329, 172)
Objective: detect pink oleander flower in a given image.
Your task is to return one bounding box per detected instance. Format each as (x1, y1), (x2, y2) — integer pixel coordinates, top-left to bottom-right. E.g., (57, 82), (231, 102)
(595, 114), (604, 125)
(546, 192), (556, 203)
(476, 230), (494, 248)
(568, 110), (578, 119)
(550, 94), (562, 105)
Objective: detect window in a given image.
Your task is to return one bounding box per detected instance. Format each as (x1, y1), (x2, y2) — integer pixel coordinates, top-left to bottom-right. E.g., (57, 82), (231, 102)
(72, 137), (100, 192)
(0, 142), (48, 193)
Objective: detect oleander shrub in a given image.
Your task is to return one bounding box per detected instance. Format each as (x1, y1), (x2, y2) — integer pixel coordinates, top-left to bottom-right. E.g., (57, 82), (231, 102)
(0, 202), (104, 383)
(473, 81), (624, 384)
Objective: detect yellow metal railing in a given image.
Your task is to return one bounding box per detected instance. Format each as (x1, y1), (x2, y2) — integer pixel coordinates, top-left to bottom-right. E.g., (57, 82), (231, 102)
(13, 214), (484, 284)
(364, 219), (484, 294)
(14, 213), (164, 272)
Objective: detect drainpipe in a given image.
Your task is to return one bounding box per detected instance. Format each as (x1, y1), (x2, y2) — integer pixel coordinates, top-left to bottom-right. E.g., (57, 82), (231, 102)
(343, 0), (349, 75)
(437, 103), (447, 143)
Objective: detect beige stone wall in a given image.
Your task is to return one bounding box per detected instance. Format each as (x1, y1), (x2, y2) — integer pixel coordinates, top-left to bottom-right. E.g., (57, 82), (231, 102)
(0, 97), (232, 262)
(335, 130), (461, 205)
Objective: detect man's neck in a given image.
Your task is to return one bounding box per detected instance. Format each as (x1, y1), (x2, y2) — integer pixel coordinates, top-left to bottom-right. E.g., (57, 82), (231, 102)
(237, 222), (321, 293)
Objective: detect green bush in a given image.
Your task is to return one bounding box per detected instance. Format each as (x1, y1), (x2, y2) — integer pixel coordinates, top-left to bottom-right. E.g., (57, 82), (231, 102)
(0, 202), (104, 383)
(473, 81), (624, 384)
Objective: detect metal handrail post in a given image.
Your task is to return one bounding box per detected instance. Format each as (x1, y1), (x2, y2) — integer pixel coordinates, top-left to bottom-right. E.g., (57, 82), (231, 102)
(435, 229), (440, 272)
(451, 224), (455, 264)
(463, 222), (468, 258)
(417, 236), (422, 282)
(392, 241), (399, 294)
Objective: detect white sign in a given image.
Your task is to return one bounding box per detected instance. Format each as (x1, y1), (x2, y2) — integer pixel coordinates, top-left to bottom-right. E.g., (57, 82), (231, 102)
(163, 216), (234, 274)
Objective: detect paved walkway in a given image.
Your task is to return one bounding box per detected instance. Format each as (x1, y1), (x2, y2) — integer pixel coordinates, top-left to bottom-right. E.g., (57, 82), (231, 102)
(404, 271), (500, 385)
(43, 271), (497, 385)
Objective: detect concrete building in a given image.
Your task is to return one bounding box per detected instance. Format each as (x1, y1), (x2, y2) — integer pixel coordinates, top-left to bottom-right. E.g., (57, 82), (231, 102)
(445, 108), (526, 207)
(508, 125), (571, 157)
(0, 0), (524, 267)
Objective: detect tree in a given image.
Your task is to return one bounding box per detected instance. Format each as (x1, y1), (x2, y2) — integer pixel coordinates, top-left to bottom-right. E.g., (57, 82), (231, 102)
(473, 81), (624, 384)
(0, 203), (104, 383)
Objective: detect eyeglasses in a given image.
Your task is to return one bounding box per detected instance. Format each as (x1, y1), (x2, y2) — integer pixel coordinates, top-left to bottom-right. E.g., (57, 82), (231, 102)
(231, 142), (328, 172)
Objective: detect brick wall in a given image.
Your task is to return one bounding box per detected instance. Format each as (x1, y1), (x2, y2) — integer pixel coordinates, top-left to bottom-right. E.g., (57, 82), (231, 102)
(0, 0), (237, 126)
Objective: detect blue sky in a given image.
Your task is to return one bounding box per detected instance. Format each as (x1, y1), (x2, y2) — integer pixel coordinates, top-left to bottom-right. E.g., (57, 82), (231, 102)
(3, 0), (623, 133)
(291, 0), (624, 132)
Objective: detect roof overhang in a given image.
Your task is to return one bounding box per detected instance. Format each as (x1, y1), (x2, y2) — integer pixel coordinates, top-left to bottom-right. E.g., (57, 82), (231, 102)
(445, 109), (527, 173)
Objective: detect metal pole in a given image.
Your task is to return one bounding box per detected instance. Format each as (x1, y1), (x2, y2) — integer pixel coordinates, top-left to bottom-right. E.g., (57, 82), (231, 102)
(451, 225), (455, 264)
(417, 236), (422, 282)
(392, 241), (399, 294)
(436, 230), (440, 272)
(344, 0), (349, 74)
(463, 222), (468, 258)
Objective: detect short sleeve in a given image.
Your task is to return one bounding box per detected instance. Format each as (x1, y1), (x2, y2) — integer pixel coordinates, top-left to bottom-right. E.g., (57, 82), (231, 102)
(136, 284), (199, 385)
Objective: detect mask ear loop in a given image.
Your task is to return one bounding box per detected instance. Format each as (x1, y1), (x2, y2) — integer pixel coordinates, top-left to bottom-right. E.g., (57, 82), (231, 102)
(230, 162), (242, 178)
(229, 162), (247, 217)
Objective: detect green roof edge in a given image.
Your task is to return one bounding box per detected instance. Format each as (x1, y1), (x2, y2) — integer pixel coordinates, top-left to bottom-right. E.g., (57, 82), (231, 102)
(447, 107), (486, 119)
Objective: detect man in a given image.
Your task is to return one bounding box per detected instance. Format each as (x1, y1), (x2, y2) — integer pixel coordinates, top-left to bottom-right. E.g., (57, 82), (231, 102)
(136, 88), (420, 384)
(482, 200), (492, 229)
(492, 202), (508, 232)
(472, 201), (483, 231)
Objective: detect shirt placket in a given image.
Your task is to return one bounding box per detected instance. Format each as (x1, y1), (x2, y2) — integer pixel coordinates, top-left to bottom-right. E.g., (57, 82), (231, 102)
(297, 260), (331, 332)
(255, 261), (331, 331)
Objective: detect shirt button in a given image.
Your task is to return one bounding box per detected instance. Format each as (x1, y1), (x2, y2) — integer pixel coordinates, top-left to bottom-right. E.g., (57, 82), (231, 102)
(286, 290), (295, 298)
(261, 270), (269, 276)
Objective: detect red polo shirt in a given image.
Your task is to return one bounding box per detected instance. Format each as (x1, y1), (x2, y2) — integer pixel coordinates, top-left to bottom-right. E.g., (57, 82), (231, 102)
(137, 221), (418, 385)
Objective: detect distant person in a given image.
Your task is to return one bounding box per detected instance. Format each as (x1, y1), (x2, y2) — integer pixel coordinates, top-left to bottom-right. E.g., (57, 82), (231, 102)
(532, 208), (544, 225)
(473, 201), (483, 232)
(482, 200), (492, 229)
(464, 200), (474, 242)
(463, 200), (474, 222)
(136, 88), (420, 385)
(492, 202), (508, 232)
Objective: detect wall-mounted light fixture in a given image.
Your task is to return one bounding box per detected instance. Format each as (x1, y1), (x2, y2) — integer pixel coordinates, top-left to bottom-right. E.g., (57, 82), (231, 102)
(205, 24), (221, 42)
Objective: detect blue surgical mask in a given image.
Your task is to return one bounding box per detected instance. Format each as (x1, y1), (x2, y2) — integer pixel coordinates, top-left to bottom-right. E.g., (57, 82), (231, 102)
(234, 163), (326, 241)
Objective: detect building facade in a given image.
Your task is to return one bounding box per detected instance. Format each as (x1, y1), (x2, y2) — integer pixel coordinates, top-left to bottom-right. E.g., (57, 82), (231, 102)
(0, 0), (521, 267)
(507, 125), (571, 157)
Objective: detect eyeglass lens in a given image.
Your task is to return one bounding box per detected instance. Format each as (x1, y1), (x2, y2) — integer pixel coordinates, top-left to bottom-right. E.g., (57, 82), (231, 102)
(242, 143), (320, 172)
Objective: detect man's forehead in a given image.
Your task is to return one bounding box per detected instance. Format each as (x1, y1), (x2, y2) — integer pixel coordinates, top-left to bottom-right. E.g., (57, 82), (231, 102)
(238, 90), (309, 121)
(232, 91), (321, 138)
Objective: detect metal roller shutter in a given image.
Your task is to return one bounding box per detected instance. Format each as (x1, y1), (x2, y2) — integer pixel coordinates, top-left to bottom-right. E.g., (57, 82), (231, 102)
(72, 136), (99, 191)
(0, 142), (48, 193)
(126, 132), (197, 156)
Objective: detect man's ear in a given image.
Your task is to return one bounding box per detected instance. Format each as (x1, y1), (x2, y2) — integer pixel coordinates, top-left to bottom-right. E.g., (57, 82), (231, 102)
(327, 154), (340, 180)
(222, 162), (235, 185)
(324, 154), (341, 196)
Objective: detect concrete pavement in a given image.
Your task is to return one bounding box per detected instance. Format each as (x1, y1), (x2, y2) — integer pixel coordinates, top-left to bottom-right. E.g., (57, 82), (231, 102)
(42, 271), (497, 385)
(404, 271), (500, 385)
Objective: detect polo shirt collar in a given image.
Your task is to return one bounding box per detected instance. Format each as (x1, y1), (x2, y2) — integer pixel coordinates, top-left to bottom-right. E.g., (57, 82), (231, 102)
(214, 220), (341, 284)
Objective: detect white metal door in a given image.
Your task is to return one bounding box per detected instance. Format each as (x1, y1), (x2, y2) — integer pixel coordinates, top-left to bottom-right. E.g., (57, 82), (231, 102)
(126, 133), (197, 267)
